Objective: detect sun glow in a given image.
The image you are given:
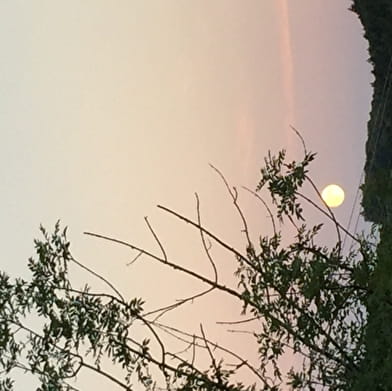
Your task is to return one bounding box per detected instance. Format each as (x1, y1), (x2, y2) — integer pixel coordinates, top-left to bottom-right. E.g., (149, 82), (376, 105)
(321, 184), (345, 208)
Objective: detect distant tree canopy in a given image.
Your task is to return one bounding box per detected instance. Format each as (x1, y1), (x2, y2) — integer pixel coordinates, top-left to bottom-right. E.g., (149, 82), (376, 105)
(350, 0), (392, 223)
(0, 141), (380, 391)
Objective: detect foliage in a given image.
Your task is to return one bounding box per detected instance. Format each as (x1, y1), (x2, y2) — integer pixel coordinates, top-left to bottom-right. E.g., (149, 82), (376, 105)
(347, 5), (392, 389)
(349, 0), (392, 223)
(350, 224), (392, 391)
(0, 147), (379, 391)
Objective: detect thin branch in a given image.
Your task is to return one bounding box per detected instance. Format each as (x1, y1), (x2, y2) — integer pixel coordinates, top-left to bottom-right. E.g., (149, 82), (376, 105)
(84, 231), (244, 303)
(295, 191), (358, 243)
(12, 321), (131, 390)
(304, 176), (343, 248)
(171, 336), (195, 356)
(290, 125), (307, 155)
(216, 316), (260, 326)
(2, 356), (83, 391)
(200, 324), (222, 385)
(226, 329), (254, 335)
(268, 280), (359, 373)
(79, 361), (132, 391)
(84, 231), (354, 372)
(195, 192), (218, 283)
(144, 216), (168, 262)
(242, 186), (277, 236)
(162, 351), (230, 391)
(209, 164), (253, 253)
(287, 214), (301, 233)
(134, 314), (168, 379)
(127, 251), (143, 266)
(13, 312), (229, 391)
(145, 286), (215, 322)
(142, 197), (219, 322)
(287, 125), (357, 247)
(156, 205), (260, 274)
(153, 321), (268, 387)
(70, 256), (125, 302)
(191, 334), (196, 367)
(64, 286), (169, 375)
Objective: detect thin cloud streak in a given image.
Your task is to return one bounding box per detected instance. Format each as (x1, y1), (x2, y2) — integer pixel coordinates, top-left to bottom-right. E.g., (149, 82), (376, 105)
(276, 0), (295, 131)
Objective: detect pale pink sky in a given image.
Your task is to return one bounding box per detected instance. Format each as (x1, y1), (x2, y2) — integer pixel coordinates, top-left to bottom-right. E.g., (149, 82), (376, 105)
(0, 1), (372, 389)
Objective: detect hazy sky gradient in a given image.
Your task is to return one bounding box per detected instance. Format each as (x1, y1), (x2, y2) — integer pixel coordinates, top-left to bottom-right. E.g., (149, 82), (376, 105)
(0, 1), (372, 389)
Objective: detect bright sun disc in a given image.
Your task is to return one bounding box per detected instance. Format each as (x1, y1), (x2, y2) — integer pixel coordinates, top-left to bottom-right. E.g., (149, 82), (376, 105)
(321, 184), (345, 208)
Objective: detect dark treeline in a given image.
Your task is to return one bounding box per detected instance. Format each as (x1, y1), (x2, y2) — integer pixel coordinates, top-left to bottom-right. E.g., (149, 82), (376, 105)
(344, 3), (392, 390)
(350, 0), (392, 223)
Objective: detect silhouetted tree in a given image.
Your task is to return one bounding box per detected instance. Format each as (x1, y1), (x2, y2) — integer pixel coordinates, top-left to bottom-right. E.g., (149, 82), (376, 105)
(0, 137), (378, 391)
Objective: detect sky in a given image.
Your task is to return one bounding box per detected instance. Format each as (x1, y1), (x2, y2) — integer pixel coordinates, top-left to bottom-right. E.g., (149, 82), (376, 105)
(0, 1), (373, 389)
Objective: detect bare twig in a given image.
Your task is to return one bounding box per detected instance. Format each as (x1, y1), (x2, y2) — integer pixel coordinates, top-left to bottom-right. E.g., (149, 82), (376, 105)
(172, 335), (195, 356)
(143, 195), (219, 322)
(84, 231), (244, 302)
(153, 321), (268, 387)
(287, 214), (301, 232)
(242, 186), (277, 236)
(191, 334), (196, 367)
(70, 256), (125, 302)
(144, 216), (168, 262)
(200, 324), (222, 384)
(84, 231), (353, 371)
(295, 191), (358, 244)
(216, 316), (260, 326)
(156, 205), (260, 274)
(145, 286), (215, 322)
(290, 125), (307, 155)
(210, 164), (254, 254)
(127, 251), (143, 266)
(227, 329), (254, 335)
(195, 193), (218, 282)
